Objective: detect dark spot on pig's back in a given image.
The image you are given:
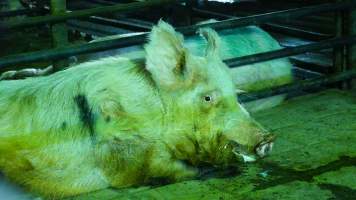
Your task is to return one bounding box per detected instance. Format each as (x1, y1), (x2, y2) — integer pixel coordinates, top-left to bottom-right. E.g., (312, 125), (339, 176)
(61, 122), (67, 130)
(74, 94), (96, 142)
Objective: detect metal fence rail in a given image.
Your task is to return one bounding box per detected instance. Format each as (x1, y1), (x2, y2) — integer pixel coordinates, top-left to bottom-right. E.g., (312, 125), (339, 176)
(0, 8), (44, 18)
(178, 0), (356, 35)
(0, 0), (174, 29)
(0, 2), (356, 68)
(226, 36), (356, 68)
(0, 33), (147, 68)
(238, 69), (356, 102)
(0, 0), (355, 95)
(2, 1), (355, 30)
(1, 34), (355, 69)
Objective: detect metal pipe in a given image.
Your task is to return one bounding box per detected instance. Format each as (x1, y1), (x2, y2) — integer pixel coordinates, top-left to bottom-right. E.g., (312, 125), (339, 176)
(1, 2), (356, 67)
(238, 69), (356, 102)
(0, 33), (147, 68)
(50, 0), (69, 71)
(178, 0), (356, 35)
(1, 34), (356, 69)
(333, 0), (347, 81)
(67, 20), (130, 36)
(262, 23), (332, 41)
(2, 1), (356, 30)
(192, 7), (333, 40)
(86, 16), (153, 31)
(346, 4), (356, 88)
(226, 35), (356, 68)
(0, 0), (174, 29)
(0, 8), (41, 18)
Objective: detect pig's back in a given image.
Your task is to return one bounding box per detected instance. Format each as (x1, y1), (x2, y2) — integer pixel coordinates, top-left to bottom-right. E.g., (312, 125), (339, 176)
(0, 57), (161, 137)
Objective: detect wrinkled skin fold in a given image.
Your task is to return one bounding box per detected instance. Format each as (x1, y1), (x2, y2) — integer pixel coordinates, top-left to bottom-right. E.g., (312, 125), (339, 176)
(0, 21), (274, 198)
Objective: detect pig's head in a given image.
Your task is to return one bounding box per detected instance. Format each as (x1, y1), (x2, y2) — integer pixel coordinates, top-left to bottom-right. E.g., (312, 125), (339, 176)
(145, 21), (274, 167)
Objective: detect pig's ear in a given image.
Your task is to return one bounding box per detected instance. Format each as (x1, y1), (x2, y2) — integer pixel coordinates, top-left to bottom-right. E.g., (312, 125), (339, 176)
(199, 28), (221, 57)
(145, 20), (186, 89)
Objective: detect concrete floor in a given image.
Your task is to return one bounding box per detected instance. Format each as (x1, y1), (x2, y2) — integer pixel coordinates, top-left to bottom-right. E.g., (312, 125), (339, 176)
(64, 89), (356, 200)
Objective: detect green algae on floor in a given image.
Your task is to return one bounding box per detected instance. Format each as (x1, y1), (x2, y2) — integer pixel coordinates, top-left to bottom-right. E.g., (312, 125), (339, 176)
(242, 181), (334, 200)
(253, 89), (356, 171)
(314, 166), (356, 190)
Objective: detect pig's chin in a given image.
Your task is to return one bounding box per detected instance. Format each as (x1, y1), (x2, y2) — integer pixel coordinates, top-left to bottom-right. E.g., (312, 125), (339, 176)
(232, 149), (257, 163)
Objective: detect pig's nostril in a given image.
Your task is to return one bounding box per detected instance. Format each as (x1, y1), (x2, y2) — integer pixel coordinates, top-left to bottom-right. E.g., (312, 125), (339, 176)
(256, 142), (273, 158)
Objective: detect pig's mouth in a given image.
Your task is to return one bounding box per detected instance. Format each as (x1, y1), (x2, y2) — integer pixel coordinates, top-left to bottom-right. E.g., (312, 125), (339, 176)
(232, 150), (257, 163)
(231, 144), (259, 163)
(255, 139), (274, 158)
(230, 135), (275, 163)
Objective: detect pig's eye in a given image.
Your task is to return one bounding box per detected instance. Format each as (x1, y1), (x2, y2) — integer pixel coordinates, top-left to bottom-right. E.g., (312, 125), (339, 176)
(204, 95), (212, 102)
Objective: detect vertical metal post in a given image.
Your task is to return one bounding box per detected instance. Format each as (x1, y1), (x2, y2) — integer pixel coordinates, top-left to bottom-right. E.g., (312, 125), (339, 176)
(345, 7), (356, 88)
(50, 0), (68, 71)
(333, 0), (347, 88)
(185, 0), (198, 25)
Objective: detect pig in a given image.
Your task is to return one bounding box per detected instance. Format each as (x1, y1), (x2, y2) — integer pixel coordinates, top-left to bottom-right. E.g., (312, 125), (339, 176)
(0, 21), (274, 198)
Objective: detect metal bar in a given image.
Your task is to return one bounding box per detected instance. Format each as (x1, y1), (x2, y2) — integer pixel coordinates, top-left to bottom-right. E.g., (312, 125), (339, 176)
(238, 69), (356, 102)
(191, 7), (231, 20)
(292, 67), (323, 80)
(262, 23), (332, 41)
(86, 16), (153, 31)
(289, 55), (332, 74)
(2, 1), (356, 30)
(0, 8), (39, 18)
(192, 8), (333, 40)
(86, 0), (116, 5)
(1, 34), (356, 69)
(51, 0), (69, 71)
(0, 33), (147, 68)
(1, 2), (356, 67)
(0, 0), (174, 29)
(178, 0), (356, 35)
(225, 35), (356, 68)
(333, 0), (346, 78)
(67, 20), (130, 36)
(346, 4), (356, 88)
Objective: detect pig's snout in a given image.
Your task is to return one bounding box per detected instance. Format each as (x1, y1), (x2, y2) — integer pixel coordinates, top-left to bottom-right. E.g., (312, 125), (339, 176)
(255, 141), (273, 158)
(254, 134), (275, 158)
(228, 133), (275, 163)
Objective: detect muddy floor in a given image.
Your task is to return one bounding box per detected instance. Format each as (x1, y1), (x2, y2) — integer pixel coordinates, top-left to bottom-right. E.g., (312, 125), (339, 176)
(62, 89), (356, 200)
